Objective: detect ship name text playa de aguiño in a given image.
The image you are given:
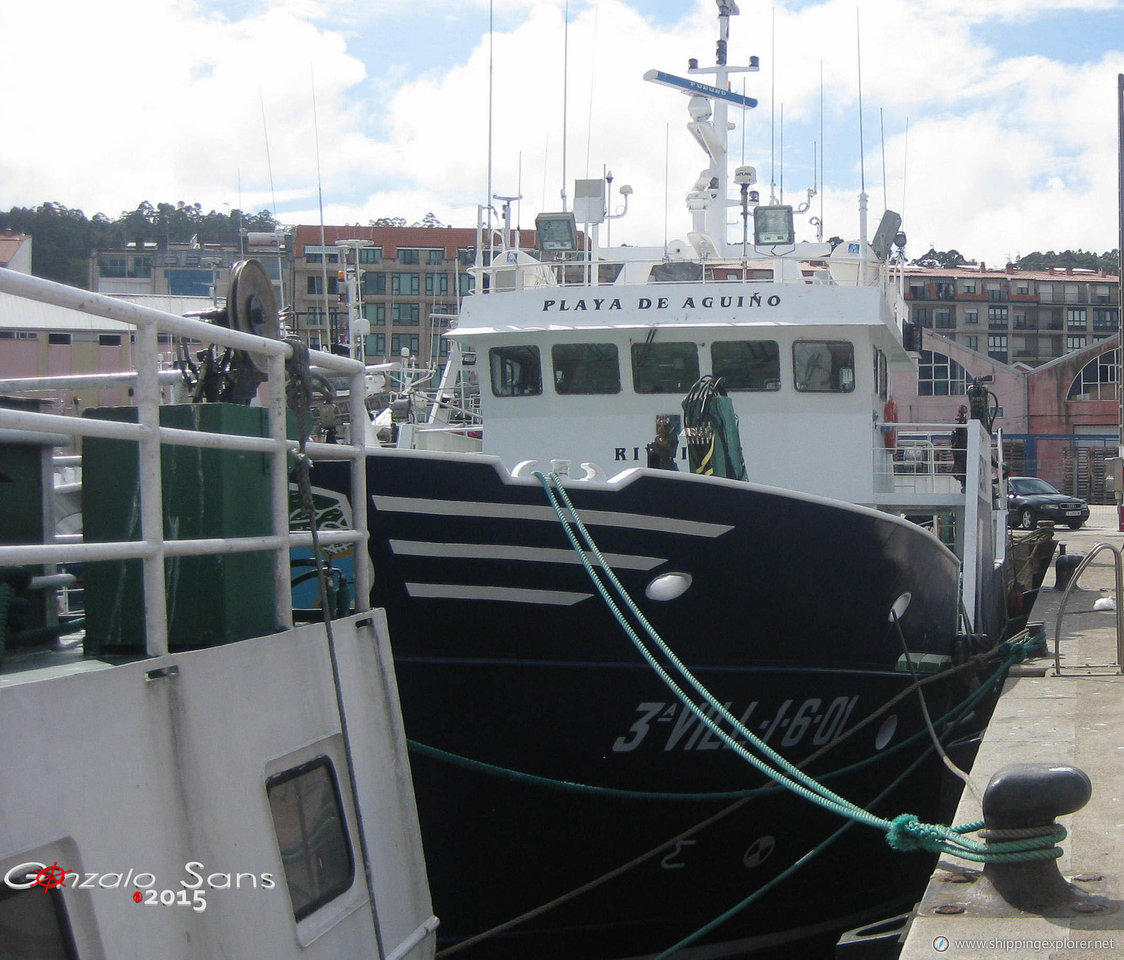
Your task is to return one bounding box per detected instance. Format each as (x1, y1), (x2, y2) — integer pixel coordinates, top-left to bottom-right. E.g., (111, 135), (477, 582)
(540, 293), (783, 313)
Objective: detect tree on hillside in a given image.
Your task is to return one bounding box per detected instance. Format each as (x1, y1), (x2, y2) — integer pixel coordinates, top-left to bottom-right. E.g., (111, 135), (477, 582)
(113, 200), (277, 248)
(0, 201), (278, 287)
(0, 203), (111, 286)
(1015, 249), (1119, 273)
(911, 247), (971, 269)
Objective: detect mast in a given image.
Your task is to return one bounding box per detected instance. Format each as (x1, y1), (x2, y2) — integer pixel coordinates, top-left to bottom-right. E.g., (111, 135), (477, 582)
(708, 1), (734, 241)
(644, 2), (758, 253)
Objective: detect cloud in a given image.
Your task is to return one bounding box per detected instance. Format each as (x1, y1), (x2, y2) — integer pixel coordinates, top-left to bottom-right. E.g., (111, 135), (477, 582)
(1, 0), (1120, 268)
(0, 0), (366, 217)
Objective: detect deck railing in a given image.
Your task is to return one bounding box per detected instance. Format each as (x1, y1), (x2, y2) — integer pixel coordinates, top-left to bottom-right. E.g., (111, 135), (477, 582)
(0, 268), (370, 657)
(469, 246), (900, 293)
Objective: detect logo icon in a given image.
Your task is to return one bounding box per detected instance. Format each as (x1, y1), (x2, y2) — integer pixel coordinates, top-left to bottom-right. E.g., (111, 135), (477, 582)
(933, 935), (949, 953)
(34, 862), (67, 891)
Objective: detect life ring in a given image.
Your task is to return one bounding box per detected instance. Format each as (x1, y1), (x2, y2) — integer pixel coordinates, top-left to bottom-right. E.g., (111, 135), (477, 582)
(882, 399), (898, 449)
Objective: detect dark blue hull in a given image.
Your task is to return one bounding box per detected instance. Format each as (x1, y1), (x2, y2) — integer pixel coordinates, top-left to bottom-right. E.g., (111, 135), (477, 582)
(310, 451), (999, 958)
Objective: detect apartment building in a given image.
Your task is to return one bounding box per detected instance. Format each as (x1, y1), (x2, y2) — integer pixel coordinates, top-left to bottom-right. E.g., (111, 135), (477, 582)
(288, 224), (491, 364)
(905, 263), (1120, 367)
(88, 232), (291, 306)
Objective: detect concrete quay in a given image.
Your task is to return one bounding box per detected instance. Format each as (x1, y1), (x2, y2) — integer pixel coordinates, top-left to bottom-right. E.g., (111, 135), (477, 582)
(898, 505), (1124, 959)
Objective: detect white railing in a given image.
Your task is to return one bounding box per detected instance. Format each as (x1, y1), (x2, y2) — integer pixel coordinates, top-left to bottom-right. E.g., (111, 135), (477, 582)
(0, 269), (371, 657)
(468, 247), (900, 293)
(873, 422), (967, 500)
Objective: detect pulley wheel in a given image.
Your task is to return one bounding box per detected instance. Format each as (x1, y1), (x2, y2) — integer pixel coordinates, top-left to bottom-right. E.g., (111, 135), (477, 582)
(227, 259), (280, 341)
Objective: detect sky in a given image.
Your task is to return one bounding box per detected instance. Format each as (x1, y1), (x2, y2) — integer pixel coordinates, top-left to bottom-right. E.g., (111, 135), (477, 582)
(1, 0), (1122, 267)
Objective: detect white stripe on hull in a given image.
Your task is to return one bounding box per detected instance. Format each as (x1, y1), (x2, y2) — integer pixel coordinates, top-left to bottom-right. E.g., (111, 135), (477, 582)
(404, 582), (593, 605)
(373, 495), (733, 539)
(389, 539), (666, 570)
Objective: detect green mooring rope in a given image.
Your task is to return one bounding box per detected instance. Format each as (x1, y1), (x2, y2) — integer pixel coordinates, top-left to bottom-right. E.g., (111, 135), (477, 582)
(410, 643), (1026, 807)
(533, 470), (1059, 865)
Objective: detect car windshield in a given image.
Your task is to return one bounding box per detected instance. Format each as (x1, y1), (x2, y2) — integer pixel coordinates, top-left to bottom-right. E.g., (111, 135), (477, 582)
(1011, 478), (1061, 496)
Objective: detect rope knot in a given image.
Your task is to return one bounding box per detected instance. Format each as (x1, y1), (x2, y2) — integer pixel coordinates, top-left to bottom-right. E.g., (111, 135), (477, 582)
(886, 813), (947, 853)
(996, 636), (1033, 663)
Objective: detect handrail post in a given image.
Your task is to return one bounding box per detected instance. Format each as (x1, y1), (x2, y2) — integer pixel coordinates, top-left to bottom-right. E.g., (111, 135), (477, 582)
(135, 321), (169, 657)
(348, 363), (371, 613)
(267, 352), (293, 632)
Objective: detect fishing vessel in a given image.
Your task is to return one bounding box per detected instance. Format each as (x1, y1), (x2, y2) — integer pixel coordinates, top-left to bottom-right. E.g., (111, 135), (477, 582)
(307, 3), (1035, 957)
(0, 265), (437, 960)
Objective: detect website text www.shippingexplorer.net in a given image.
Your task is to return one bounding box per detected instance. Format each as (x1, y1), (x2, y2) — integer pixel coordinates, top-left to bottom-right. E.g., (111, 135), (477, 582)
(932, 936), (1116, 953)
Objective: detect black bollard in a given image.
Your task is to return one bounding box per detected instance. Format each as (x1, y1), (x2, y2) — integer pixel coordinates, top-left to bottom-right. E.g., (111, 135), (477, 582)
(981, 763), (1092, 912)
(1055, 552), (1083, 591)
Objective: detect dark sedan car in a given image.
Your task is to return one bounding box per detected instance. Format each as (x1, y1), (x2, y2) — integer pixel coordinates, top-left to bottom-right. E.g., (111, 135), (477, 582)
(1007, 476), (1090, 530)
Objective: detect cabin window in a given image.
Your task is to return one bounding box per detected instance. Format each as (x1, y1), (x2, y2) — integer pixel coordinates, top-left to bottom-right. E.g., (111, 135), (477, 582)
(0, 882), (79, 959)
(873, 347), (889, 400)
(552, 343), (620, 394)
(792, 340), (855, 393)
(710, 341), (780, 391)
(489, 346), (542, 396)
(267, 757), (354, 922)
(631, 342), (700, 394)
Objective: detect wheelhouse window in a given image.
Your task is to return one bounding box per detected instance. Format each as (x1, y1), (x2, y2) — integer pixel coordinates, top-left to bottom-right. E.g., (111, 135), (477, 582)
(552, 343), (620, 394)
(792, 340), (855, 392)
(874, 346), (889, 400)
(710, 341), (780, 391)
(631, 342), (700, 394)
(267, 758), (354, 922)
(490, 345), (542, 396)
